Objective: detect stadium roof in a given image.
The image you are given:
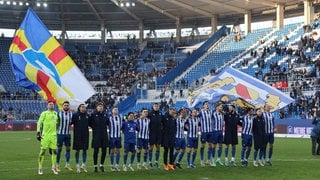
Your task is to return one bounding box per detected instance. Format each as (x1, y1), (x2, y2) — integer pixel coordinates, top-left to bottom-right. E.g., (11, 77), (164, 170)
(0, 0), (314, 31)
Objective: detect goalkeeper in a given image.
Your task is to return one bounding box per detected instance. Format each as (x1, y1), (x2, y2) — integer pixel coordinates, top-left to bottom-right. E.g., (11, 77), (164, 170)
(36, 101), (59, 175)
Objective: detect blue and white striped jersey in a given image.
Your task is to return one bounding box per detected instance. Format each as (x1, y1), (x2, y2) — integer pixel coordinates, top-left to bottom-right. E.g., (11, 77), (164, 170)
(263, 112), (274, 133)
(212, 111), (224, 131)
(186, 117), (200, 138)
(57, 111), (73, 135)
(176, 117), (186, 138)
(109, 115), (123, 138)
(137, 117), (150, 139)
(199, 109), (213, 133)
(242, 115), (254, 135)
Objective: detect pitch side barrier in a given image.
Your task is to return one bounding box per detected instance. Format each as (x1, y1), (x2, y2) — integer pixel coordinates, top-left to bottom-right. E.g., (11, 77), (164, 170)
(0, 118), (315, 139)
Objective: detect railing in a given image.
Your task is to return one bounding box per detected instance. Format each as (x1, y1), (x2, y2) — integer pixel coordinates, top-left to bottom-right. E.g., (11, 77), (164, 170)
(156, 26), (227, 85)
(0, 94), (42, 100)
(1, 111), (40, 121)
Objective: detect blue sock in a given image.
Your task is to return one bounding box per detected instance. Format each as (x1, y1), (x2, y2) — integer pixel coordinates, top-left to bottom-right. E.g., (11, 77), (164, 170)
(75, 151), (79, 164)
(149, 150), (153, 162)
(177, 152), (184, 163)
(231, 147), (236, 159)
(224, 147), (229, 158)
(57, 148), (62, 165)
(187, 152), (191, 165)
(137, 152), (141, 163)
(82, 151), (87, 164)
(143, 153), (148, 163)
(173, 151), (179, 162)
(259, 150), (263, 160)
(124, 154), (128, 165)
(207, 148), (212, 161)
(110, 152), (114, 165)
(253, 149), (258, 161)
(268, 148), (273, 160)
(155, 150), (160, 162)
(192, 152), (197, 164)
(116, 152), (120, 165)
(66, 149), (70, 164)
(217, 147), (222, 158)
(241, 147), (245, 160)
(200, 148), (204, 161)
(130, 154), (135, 164)
(245, 148), (251, 160)
(212, 147), (216, 159)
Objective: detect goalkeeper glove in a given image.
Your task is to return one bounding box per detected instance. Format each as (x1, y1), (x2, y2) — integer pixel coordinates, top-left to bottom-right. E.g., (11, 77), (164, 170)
(36, 132), (42, 141)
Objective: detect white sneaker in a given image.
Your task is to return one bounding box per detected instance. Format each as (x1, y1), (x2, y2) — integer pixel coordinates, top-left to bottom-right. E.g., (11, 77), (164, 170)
(137, 163), (141, 170)
(55, 166), (61, 172)
(81, 164), (88, 173)
(225, 160), (230, 167)
(51, 168), (59, 175)
(230, 160), (237, 167)
(266, 160), (272, 166)
(76, 164), (81, 173)
(111, 166), (116, 172)
(123, 165), (127, 172)
(128, 164), (134, 171)
(210, 160), (216, 167)
(115, 164), (120, 171)
(65, 164), (73, 171)
(253, 161), (258, 167)
(200, 160), (205, 167)
(142, 162), (149, 170)
(216, 159), (224, 166)
(38, 168), (43, 175)
(258, 160), (265, 167)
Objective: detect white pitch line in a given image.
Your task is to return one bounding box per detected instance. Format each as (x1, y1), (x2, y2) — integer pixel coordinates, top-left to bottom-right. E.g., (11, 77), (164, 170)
(1, 158), (320, 173)
(0, 137), (32, 142)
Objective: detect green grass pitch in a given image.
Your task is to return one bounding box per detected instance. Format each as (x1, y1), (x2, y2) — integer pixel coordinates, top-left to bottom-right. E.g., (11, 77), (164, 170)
(1, 131), (320, 180)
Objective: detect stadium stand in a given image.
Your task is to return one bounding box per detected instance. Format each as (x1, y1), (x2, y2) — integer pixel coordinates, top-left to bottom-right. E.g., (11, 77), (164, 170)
(2, 17), (320, 121)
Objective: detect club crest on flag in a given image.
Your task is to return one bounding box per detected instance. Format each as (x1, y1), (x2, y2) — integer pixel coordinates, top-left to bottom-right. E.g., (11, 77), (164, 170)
(187, 66), (294, 111)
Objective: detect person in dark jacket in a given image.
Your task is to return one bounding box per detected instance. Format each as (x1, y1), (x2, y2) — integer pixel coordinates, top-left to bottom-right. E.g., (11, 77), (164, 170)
(311, 121), (320, 155)
(312, 109), (320, 155)
(223, 104), (240, 166)
(148, 103), (163, 168)
(162, 107), (177, 171)
(89, 102), (109, 173)
(71, 103), (90, 173)
(252, 108), (266, 167)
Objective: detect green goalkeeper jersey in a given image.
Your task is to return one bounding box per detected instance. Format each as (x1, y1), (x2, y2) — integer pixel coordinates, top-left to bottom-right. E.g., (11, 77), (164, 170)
(37, 110), (58, 137)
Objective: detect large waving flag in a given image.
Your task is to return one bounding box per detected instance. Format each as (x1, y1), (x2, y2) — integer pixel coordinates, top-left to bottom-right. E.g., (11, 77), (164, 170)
(9, 8), (95, 108)
(187, 66), (294, 111)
